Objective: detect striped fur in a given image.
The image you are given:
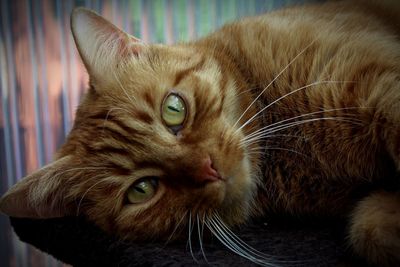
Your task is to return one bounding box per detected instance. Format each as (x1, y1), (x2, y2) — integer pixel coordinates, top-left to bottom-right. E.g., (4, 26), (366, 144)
(1, 1), (400, 265)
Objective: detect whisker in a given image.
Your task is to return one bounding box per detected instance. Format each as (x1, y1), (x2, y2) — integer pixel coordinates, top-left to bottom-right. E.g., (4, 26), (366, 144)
(245, 150), (267, 157)
(248, 134), (308, 144)
(164, 212), (188, 246)
(54, 166), (112, 177)
(205, 217), (280, 267)
(242, 106), (367, 142)
(188, 212), (199, 263)
(76, 177), (108, 216)
(236, 80), (357, 133)
(246, 146), (308, 158)
(213, 214), (276, 259)
(265, 147), (309, 158)
(241, 117), (363, 146)
(207, 213), (313, 266)
(101, 107), (132, 134)
(113, 71), (136, 103)
(197, 215), (209, 263)
(233, 38), (318, 128)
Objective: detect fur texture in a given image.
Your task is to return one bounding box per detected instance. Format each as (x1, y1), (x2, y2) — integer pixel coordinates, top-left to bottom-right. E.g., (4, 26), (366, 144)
(1, 1), (400, 266)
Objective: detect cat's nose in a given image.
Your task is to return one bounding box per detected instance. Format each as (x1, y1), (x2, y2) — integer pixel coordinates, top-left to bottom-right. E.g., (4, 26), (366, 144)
(194, 156), (222, 184)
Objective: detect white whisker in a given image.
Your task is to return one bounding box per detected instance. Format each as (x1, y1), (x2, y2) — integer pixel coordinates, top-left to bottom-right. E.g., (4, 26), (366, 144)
(197, 215), (209, 263)
(76, 177), (108, 216)
(188, 212), (199, 263)
(237, 80), (357, 133)
(265, 147), (309, 158)
(241, 117), (363, 146)
(242, 106), (367, 142)
(246, 146), (308, 158)
(214, 214), (275, 259)
(101, 107), (132, 134)
(233, 38), (318, 128)
(164, 212), (188, 246)
(206, 213), (314, 266)
(205, 217), (280, 267)
(113, 71), (136, 103)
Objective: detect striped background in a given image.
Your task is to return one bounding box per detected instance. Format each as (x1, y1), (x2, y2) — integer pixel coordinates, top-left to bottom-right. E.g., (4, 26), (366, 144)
(0, 0), (314, 266)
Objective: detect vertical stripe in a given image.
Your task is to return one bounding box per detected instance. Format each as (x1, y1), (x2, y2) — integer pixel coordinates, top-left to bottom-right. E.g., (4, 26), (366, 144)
(27, 0), (44, 168)
(140, 0), (150, 42)
(65, 0), (77, 124)
(0, 0), (15, 191)
(151, 0), (166, 43)
(34, 0), (54, 163)
(164, 0), (174, 44)
(0, 4), (16, 265)
(56, 0), (71, 139)
(172, 0), (188, 41)
(112, 0), (119, 27)
(2, 0), (22, 182)
(122, 0), (131, 34)
(186, 0), (195, 39)
(130, 0), (142, 38)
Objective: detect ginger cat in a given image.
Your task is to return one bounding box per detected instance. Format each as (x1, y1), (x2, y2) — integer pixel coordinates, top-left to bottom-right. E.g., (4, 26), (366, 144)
(1, 1), (400, 266)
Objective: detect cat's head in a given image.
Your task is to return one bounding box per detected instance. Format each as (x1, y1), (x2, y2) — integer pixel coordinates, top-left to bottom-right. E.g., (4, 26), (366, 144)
(0, 8), (261, 240)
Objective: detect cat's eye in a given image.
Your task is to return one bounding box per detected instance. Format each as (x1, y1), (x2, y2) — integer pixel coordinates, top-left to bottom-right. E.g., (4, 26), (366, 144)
(127, 177), (158, 204)
(161, 93), (186, 130)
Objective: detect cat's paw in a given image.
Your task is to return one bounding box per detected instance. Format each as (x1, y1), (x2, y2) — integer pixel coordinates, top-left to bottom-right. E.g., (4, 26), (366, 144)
(349, 191), (400, 266)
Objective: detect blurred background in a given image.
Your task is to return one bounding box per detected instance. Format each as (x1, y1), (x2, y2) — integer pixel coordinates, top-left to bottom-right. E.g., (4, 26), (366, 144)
(0, 0), (315, 266)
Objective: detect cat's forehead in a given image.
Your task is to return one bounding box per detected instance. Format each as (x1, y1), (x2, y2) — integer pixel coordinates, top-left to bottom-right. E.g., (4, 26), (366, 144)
(90, 45), (223, 114)
(110, 45), (220, 90)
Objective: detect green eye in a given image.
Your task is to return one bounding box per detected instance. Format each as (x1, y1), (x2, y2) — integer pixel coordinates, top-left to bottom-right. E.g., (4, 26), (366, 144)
(127, 177), (158, 204)
(162, 93), (186, 128)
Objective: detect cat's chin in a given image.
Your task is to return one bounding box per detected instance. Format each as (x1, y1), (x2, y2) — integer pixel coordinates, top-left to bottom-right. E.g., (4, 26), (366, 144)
(214, 156), (257, 227)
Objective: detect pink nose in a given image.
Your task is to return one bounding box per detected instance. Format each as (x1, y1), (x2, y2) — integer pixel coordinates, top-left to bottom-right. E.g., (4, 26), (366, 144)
(194, 156), (222, 183)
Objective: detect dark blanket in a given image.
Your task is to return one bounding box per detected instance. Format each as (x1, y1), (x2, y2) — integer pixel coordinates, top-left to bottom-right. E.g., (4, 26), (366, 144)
(10, 216), (369, 267)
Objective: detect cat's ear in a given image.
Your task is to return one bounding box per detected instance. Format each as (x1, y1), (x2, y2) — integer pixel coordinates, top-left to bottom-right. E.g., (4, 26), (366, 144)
(70, 7), (143, 82)
(0, 156), (75, 218)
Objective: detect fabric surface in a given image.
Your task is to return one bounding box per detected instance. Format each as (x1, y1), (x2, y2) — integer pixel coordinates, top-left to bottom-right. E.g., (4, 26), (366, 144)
(10, 216), (369, 267)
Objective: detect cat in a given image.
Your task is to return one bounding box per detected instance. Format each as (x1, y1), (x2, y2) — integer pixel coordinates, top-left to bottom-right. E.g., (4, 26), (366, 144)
(1, 0), (400, 266)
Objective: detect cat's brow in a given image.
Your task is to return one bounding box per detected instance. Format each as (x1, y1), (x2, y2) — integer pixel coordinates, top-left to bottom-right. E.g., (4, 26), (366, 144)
(174, 57), (206, 86)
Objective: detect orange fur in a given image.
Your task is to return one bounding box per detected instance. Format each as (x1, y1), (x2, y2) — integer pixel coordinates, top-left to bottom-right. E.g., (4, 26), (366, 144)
(1, 1), (400, 265)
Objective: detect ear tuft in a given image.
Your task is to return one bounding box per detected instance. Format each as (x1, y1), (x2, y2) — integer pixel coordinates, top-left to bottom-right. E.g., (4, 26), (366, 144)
(71, 7), (143, 80)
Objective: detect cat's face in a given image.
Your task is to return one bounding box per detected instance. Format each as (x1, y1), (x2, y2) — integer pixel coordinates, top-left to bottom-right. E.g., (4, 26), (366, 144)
(0, 8), (260, 240)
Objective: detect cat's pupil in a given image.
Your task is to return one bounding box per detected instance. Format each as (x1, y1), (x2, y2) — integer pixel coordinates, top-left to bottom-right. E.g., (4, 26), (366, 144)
(168, 106), (180, 112)
(135, 187), (146, 194)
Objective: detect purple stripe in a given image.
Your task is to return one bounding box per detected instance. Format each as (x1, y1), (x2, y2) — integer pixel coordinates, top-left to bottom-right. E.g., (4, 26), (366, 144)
(35, 0), (54, 163)
(187, 0), (196, 39)
(2, 0), (22, 180)
(164, 0), (174, 44)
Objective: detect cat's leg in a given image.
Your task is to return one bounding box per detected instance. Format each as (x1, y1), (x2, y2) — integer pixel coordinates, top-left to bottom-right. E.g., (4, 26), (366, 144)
(349, 191), (400, 266)
(348, 72), (400, 265)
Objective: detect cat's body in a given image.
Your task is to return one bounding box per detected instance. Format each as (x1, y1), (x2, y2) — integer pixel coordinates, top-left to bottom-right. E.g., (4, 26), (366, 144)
(1, 1), (400, 266)
(208, 0), (400, 216)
